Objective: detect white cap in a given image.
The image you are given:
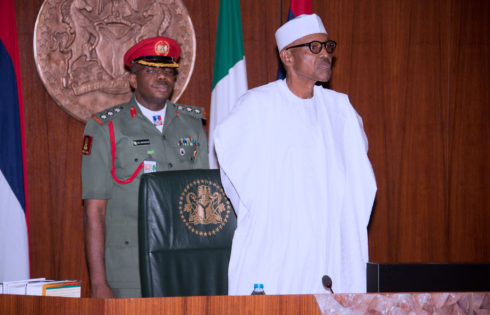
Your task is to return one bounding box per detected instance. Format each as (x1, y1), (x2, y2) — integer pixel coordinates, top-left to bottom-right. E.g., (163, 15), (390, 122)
(275, 14), (327, 51)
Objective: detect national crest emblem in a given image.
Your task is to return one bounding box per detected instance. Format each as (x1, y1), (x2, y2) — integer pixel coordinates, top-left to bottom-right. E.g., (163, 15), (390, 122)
(33, 0), (196, 122)
(155, 40), (170, 56)
(179, 179), (232, 236)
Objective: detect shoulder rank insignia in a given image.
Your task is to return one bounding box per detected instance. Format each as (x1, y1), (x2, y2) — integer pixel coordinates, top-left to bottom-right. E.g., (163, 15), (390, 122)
(174, 103), (205, 120)
(92, 105), (125, 124)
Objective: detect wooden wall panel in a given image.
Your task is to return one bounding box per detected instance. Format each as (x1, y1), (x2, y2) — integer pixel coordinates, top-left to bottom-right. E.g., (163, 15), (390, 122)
(13, 0), (489, 298)
(448, 0), (490, 262)
(15, 0), (89, 295)
(178, 0), (218, 108)
(316, 0), (450, 262)
(241, 0), (283, 87)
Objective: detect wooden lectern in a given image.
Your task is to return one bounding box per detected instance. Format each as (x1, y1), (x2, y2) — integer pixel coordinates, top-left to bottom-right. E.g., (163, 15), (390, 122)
(0, 294), (322, 314)
(1, 292), (488, 314)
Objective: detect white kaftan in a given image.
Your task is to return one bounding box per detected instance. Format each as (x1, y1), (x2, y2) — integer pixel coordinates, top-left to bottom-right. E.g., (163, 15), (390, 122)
(214, 80), (376, 295)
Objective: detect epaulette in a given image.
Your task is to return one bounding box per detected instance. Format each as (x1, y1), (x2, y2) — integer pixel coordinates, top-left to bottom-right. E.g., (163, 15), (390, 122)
(91, 104), (126, 125)
(174, 103), (206, 120)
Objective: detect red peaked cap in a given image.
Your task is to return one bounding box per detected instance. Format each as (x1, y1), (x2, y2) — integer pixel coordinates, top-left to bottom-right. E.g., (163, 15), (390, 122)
(123, 36), (181, 68)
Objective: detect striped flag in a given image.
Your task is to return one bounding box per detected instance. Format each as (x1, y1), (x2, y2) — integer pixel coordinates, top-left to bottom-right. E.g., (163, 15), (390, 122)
(208, 0), (248, 168)
(0, 0), (30, 281)
(277, 0), (313, 79)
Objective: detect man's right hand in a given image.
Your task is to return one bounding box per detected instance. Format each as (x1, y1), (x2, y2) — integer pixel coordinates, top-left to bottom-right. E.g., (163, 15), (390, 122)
(84, 199), (113, 298)
(90, 282), (115, 298)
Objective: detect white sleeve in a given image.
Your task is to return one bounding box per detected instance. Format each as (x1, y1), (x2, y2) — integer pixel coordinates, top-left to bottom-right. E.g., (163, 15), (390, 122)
(214, 92), (263, 212)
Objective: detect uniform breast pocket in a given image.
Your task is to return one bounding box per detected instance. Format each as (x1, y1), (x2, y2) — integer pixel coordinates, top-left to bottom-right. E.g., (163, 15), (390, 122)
(114, 138), (148, 177)
(174, 136), (200, 163)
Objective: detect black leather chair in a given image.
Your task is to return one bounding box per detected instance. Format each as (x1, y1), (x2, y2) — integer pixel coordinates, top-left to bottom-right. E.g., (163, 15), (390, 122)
(138, 169), (236, 297)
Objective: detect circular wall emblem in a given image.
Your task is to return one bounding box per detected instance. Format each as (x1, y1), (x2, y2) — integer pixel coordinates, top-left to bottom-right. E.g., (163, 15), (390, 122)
(179, 179), (232, 236)
(33, 0), (196, 122)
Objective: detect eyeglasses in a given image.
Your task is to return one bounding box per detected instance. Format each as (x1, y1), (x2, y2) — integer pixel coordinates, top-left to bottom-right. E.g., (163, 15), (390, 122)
(286, 40), (337, 54)
(139, 67), (177, 77)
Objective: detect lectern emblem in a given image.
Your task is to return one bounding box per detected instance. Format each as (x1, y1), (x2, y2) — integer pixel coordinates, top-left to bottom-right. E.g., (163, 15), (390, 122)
(34, 0), (196, 122)
(179, 180), (232, 236)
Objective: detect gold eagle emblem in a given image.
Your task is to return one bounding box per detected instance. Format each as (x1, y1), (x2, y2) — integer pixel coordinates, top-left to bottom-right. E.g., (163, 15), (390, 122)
(179, 179), (231, 236)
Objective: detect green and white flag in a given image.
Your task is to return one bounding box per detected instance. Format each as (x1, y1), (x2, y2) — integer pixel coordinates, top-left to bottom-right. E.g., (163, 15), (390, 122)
(208, 0), (248, 168)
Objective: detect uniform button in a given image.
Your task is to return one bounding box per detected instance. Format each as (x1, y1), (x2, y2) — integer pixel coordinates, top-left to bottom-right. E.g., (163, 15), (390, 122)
(162, 135), (166, 140)
(124, 241), (129, 245)
(134, 158), (138, 162)
(168, 163), (173, 168)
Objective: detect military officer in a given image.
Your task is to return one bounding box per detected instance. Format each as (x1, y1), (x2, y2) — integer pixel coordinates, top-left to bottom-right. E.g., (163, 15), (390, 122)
(82, 36), (209, 298)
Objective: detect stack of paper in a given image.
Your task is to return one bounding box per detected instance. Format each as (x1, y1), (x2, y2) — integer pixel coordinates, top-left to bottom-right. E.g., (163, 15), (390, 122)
(0, 278), (81, 297)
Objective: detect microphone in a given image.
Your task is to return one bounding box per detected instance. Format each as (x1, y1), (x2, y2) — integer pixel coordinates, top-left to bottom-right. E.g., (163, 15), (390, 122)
(322, 275), (334, 293)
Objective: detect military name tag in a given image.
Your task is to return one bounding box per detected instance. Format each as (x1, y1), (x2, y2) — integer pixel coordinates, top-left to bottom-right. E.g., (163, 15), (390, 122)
(133, 139), (150, 146)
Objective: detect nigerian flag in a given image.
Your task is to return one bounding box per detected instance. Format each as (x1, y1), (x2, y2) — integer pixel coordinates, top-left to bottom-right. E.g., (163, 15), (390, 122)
(208, 0), (248, 169)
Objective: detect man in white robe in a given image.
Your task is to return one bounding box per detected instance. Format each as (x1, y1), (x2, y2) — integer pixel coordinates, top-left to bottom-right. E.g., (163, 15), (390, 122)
(214, 14), (377, 295)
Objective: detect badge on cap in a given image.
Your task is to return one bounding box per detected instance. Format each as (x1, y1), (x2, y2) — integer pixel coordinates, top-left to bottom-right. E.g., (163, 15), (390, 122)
(124, 37), (181, 68)
(155, 40), (170, 56)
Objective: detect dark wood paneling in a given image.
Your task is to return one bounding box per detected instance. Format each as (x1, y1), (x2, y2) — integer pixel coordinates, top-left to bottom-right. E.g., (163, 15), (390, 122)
(13, 0), (489, 298)
(318, 0), (450, 262)
(178, 0), (218, 108)
(448, 0), (490, 262)
(15, 0), (89, 295)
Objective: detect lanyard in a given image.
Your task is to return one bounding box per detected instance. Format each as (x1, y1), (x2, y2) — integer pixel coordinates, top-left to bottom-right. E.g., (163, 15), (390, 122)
(108, 120), (143, 184)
